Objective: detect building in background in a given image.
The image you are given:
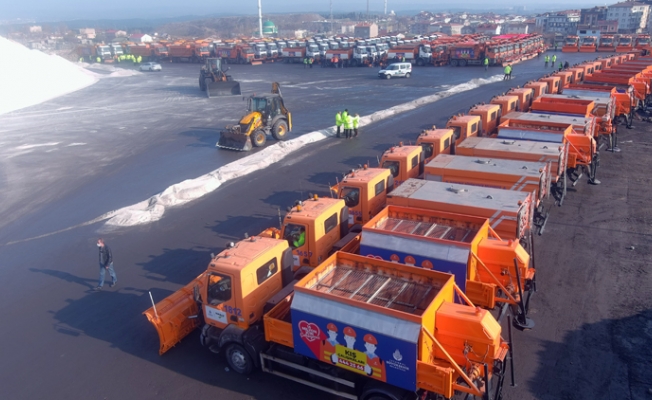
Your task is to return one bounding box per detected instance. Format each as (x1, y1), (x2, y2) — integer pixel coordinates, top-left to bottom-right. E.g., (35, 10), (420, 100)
(354, 23), (378, 38)
(606, 2), (650, 33)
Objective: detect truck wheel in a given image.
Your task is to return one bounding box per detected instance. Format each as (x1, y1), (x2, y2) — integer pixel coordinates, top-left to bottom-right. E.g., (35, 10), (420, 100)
(459, 59), (467, 67)
(450, 59), (459, 66)
(351, 59), (358, 67)
(272, 120), (289, 140)
(225, 343), (253, 374)
(252, 131), (267, 147)
(416, 58), (424, 66)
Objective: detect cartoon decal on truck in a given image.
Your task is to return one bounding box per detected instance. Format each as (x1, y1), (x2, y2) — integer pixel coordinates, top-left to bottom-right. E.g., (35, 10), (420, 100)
(293, 315), (414, 391)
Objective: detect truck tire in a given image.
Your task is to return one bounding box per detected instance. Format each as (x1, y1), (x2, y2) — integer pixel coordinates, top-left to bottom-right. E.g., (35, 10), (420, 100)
(252, 131), (267, 147)
(416, 58), (424, 66)
(272, 120), (289, 140)
(351, 59), (358, 67)
(450, 59), (459, 66)
(459, 59), (467, 67)
(225, 343), (253, 374)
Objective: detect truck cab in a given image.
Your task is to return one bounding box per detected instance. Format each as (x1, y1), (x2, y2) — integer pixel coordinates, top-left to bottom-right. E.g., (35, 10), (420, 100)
(333, 166), (394, 226)
(144, 235), (295, 355)
(539, 75), (561, 94)
(468, 103), (502, 136)
(553, 71), (573, 89)
(445, 114), (482, 150)
(416, 127), (456, 163)
(379, 144), (424, 188)
(506, 88), (534, 112)
(490, 95), (520, 116)
(524, 81), (548, 99)
(280, 196), (349, 268)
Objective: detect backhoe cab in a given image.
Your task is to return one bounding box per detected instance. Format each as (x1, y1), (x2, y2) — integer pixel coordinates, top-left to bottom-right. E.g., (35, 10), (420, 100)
(217, 82), (292, 151)
(199, 58), (242, 97)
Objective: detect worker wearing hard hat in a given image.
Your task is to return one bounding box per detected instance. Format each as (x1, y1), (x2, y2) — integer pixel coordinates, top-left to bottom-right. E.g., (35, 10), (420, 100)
(363, 333), (387, 380)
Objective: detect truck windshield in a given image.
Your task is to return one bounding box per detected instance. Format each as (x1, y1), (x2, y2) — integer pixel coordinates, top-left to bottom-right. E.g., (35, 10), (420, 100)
(381, 160), (400, 177)
(207, 273), (232, 306)
(340, 187), (360, 207)
(283, 224), (306, 248)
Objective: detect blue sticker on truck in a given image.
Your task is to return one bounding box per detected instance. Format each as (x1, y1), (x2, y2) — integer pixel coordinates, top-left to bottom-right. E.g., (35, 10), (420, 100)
(291, 310), (417, 391)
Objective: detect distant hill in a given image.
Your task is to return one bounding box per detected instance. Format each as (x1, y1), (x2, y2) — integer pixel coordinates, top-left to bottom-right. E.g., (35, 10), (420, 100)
(156, 13), (325, 38)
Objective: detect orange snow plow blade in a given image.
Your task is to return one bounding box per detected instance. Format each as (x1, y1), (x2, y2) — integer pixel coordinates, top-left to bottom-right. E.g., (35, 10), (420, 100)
(143, 275), (204, 355)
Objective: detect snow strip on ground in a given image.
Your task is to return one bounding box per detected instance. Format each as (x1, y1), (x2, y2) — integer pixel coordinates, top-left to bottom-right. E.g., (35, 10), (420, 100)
(88, 74), (504, 228)
(0, 37), (141, 115)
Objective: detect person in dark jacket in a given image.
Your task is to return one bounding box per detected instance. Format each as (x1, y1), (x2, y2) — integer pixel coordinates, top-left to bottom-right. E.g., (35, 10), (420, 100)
(564, 61), (570, 69)
(95, 238), (117, 290)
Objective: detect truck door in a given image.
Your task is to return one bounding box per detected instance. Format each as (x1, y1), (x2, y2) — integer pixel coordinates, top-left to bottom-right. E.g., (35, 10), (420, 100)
(283, 223), (309, 267)
(203, 272), (240, 329)
(340, 186), (362, 225)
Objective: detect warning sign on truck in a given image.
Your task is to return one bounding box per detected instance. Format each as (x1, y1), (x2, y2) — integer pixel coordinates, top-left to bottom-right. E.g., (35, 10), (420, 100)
(291, 311), (416, 391)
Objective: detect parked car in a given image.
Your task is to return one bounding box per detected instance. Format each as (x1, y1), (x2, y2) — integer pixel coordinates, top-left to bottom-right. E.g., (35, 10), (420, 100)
(140, 62), (162, 72)
(378, 62), (411, 79)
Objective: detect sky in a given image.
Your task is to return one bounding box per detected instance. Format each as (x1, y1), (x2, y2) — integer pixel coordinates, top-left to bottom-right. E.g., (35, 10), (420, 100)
(3, 0), (612, 22)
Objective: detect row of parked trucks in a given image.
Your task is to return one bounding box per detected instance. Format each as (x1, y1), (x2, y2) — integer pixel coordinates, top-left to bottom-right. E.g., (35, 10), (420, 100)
(562, 34), (652, 53)
(77, 33), (545, 67)
(142, 52), (650, 400)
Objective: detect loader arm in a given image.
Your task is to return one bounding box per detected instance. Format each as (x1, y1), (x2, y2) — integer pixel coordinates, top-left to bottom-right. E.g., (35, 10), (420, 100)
(144, 274), (205, 355)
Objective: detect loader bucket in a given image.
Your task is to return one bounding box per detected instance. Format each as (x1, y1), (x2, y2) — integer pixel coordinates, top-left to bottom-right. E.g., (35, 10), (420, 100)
(217, 130), (252, 151)
(206, 81), (242, 97)
(143, 277), (203, 355)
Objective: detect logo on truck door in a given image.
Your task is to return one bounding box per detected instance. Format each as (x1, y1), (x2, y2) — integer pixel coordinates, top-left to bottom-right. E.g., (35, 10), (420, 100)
(205, 306), (228, 324)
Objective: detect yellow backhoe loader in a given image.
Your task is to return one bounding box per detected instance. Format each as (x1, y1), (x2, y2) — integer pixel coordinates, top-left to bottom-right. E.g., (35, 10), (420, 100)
(217, 82), (292, 151)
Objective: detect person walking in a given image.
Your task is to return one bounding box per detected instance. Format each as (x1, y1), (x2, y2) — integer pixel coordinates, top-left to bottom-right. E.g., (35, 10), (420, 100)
(503, 64), (512, 80)
(545, 55), (549, 67)
(552, 54), (557, 64)
(303, 57), (308, 68)
(563, 61), (569, 69)
(95, 238), (117, 291)
(352, 114), (360, 138)
(309, 57), (314, 68)
(483, 56), (489, 71)
(335, 111), (343, 137)
(558, 61), (563, 71)
(137, 55), (142, 65)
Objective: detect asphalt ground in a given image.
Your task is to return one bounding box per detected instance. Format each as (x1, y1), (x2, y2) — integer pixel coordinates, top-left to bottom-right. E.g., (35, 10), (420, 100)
(1, 52), (650, 400)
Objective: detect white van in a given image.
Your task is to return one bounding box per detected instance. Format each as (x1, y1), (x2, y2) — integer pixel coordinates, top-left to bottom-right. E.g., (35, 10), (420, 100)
(378, 62), (412, 79)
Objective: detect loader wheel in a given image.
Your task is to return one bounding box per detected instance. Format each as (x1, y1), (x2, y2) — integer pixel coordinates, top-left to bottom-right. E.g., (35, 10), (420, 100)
(225, 343), (253, 374)
(272, 120), (289, 140)
(252, 130), (267, 147)
(199, 78), (206, 91)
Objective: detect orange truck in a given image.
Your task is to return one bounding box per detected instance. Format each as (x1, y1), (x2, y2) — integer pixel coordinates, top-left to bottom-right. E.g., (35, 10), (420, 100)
(215, 44), (255, 64)
(456, 136), (568, 202)
(562, 36), (579, 52)
(333, 166), (394, 227)
(506, 88), (535, 112)
(539, 75), (562, 94)
(324, 48), (354, 67)
(524, 80), (549, 99)
(490, 94), (520, 115)
(616, 35), (634, 53)
(424, 154), (552, 212)
(144, 239), (515, 400)
(379, 144), (424, 188)
(413, 114), (483, 164)
(281, 47), (306, 64)
(598, 35), (616, 52)
(467, 103), (502, 136)
(387, 178), (536, 241)
(566, 84), (634, 129)
(360, 205), (535, 328)
(497, 112), (599, 185)
(584, 71), (650, 107)
(530, 94), (617, 148)
(579, 36), (597, 52)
